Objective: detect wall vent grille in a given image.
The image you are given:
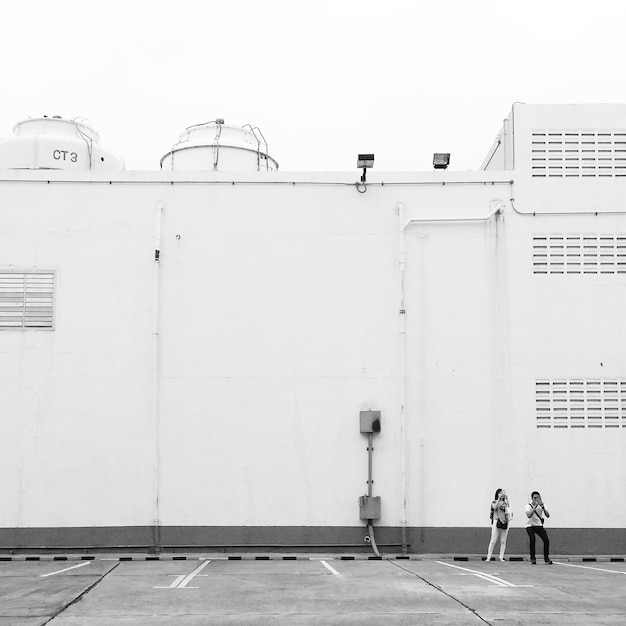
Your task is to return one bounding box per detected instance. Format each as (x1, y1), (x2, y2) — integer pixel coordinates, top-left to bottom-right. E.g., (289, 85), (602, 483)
(531, 130), (626, 178)
(0, 271), (55, 329)
(532, 234), (626, 274)
(536, 379), (626, 428)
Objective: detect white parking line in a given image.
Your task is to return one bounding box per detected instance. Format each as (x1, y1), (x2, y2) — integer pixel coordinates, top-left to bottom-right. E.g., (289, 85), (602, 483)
(178, 559), (211, 588)
(40, 562), (91, 577)
(555, 562), (626, 575)
(155, 575), (186, 589)
(436, 561), (531, 588)
(155, 559), (211, 589)
(320, 560), (342, 576)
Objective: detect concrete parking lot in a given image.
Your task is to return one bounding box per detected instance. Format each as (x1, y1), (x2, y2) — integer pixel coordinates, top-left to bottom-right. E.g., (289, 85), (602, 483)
(1, 554), (625, 625)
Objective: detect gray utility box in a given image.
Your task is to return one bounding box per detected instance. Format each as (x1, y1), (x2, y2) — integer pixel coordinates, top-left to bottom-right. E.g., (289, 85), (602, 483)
(359, 410), (381, 433)
(359, 495), (381, 520)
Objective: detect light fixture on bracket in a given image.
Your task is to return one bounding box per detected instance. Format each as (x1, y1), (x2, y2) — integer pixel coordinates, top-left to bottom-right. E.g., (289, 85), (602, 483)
(357, 153), (375, 182)
(433, 153), (450, 170)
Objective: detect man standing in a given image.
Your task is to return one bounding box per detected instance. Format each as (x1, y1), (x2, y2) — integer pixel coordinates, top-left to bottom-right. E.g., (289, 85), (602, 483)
(525, 491), (553, 565)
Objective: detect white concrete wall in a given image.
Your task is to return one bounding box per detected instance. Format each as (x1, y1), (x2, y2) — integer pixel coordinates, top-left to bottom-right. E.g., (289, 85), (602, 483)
(506, 213), (626, 528)
(1, 135), (625, 539)
(0, 181), (156, 527)
(403, 208), (626, 529)
(507, 103), (626, 214)
(155, 182), (400, 527)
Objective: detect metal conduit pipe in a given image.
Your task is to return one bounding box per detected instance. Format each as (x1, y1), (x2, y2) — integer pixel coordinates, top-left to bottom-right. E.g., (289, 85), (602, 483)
(367, 523), (381, 557)
(0, 178), (515, 187)
(366, 431), (381, 558)
(509, 194), (626, 216)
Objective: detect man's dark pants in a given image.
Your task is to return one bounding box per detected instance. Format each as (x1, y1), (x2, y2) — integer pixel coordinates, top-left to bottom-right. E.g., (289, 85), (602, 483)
(526, 526), (550, 561)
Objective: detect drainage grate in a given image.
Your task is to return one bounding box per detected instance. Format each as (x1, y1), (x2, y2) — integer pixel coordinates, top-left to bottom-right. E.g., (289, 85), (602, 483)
(531, 130), (626, 178)
(536, 379), (626, 428)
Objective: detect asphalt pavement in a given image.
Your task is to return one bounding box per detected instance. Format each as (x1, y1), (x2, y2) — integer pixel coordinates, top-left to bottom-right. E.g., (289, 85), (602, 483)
(1, 554), (625, 625)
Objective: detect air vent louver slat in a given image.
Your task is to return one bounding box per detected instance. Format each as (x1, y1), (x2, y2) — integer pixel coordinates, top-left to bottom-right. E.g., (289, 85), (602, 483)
(533, 234), (626, 274)
(536, 379), (626, 429)
(531, 130), (626, 177)
(0, 271), (54, 329)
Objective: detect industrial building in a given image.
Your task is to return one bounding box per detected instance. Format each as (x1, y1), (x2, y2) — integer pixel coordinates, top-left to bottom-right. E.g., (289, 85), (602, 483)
(1, 104), (625, 554)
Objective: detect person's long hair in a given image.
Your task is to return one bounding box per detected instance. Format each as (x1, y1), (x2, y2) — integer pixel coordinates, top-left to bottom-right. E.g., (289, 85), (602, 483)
(493, 488), (503, 500)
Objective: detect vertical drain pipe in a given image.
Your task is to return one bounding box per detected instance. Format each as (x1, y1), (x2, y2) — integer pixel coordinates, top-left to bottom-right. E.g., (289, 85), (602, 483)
(397, 203), (409, 554)
(398, 198), (506, 555)
(152, 202), (163, 554)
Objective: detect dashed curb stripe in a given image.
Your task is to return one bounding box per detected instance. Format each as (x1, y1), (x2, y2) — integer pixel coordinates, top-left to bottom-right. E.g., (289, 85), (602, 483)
(0, 554), (624, 562)
(0, 555), (412, 562)
(0, 556), (96, 562)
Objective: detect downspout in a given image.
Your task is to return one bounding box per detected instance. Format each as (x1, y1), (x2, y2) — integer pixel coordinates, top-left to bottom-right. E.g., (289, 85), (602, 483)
(152, 202), (163, 554)
(397, 203), (408, 554)
(503, 115), (508, 171)
(397, 198), (505, 554)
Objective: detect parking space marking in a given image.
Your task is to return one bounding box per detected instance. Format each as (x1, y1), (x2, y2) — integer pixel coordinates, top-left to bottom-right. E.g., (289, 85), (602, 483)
(40, 562), (91, 577)
(436, 560), (531, 588)
(555, 562), (626, 575)
(155, 575), (186, 589)
(320, 560), (341, 576)
(178, 559), (211, 588)
(155, 559), (211, 589)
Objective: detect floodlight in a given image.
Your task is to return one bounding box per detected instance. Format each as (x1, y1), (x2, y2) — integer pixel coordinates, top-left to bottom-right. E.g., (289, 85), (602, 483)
(433, 153), (450, 170)
(357, 153), (375, 182)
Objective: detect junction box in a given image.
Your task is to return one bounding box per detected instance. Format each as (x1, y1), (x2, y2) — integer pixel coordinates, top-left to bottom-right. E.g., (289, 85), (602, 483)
(359, 410), (381, 433)
(359, 494), (381, 520)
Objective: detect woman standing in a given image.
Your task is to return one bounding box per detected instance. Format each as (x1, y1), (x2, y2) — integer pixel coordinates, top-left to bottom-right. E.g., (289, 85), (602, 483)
(486, 488), (512, 562)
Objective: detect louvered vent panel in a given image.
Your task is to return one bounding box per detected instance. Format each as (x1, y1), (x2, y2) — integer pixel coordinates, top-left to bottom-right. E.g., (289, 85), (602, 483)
(531, 130), (626, 178)
(535, 379), (626, 428)
(533, 234), (626, 274)
(0, 271), (54, 329)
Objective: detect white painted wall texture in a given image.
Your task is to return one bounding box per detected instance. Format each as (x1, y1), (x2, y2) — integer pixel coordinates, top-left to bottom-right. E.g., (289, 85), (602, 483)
(1, 104), (625, 551)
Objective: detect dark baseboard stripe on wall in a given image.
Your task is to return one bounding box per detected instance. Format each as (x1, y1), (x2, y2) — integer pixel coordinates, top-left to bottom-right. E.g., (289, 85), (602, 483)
(1, 526), (625, 555)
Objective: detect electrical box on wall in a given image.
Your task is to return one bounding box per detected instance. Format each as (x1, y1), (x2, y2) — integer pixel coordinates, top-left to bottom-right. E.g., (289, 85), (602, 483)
(359, 410), (381, 433)
(359, 495), (381, 520)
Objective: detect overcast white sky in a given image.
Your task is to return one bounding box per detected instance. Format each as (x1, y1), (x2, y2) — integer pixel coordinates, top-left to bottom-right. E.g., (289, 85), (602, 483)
(3, 0), (626, 172)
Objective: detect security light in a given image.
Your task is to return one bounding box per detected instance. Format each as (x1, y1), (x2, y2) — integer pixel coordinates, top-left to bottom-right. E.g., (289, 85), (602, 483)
(433, 153), (450, 170)
(357, 153), (375, 182)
